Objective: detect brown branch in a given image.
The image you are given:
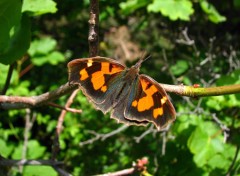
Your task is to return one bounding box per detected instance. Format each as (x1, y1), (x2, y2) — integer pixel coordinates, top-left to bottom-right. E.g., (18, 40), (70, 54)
(0, 83), (239, 110)
(0, 83), (78, 110)
(88, 0), (99, 57)
(0, 157), (63, 166)
(95, 157), (149, 176)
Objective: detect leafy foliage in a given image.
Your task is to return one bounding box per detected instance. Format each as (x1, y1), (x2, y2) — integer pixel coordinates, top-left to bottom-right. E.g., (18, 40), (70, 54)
(0, 0), (240, 175)
(147, 0), (194, 21)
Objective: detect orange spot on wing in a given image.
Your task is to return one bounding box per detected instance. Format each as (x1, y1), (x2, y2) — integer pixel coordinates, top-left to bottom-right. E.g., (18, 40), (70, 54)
(161, 96), (167, 105)
(133, 79), (159, 112)
(101, 62), (110, 73)
(101, 85), (107, 92)
(132, 100), (138, 107)
(101, 62), (123, 74)
(153, 107), (163, 118)
(80, 69), (89, 80)
(91, 71), (104, 90)
(90, 62), (124, 91)
(136, 97), (153, 112)
(111, 65), (123, 73)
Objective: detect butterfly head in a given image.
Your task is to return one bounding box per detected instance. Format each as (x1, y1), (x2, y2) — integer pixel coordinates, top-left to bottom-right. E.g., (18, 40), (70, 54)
(131, 55), (151, 71)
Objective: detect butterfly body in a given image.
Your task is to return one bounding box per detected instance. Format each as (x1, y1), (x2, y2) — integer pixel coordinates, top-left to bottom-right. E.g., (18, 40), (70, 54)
(68, 56), (176, 130)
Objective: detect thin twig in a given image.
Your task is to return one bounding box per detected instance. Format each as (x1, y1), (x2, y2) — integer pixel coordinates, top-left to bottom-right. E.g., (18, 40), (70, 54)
(94, 168), (135, 176)
(51, 89), (80, 161)
(175, 27), (199, 56)
(226, 146), (240, 176)
(48, 102), (82, 114)
(20, 109), (36, 172)
(161, 132), (167, 156)
(212, 113), (230, 142)
(134, 125), (156, 143)
(79, 125), (128, 146)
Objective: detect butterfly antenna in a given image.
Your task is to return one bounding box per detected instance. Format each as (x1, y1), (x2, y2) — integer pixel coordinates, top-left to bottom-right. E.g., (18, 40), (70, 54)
(134, 53), (151, 69)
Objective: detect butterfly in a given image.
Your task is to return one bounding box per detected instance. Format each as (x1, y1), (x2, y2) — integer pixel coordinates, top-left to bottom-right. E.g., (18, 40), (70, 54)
(68, 56), (176, 130)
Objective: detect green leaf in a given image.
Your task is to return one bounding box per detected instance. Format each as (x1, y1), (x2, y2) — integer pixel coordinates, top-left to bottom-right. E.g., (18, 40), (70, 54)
(0, 13), (31, 65)
(23, 166), (57, 176)
(170, 60), (189, 76)
(0, 63), (18, 86)
(28, 37), (57, 56)
(27, 140), (46, 159)
(0, 138), (14, 157)
(47, 51), (65, 65)
(147, 0), (194, 21)
(22, 0), (57, 16)
(12, 140), (46, 159)
(234, 0), (240, 9)
(208, 154), (228, 169)
(187, 122), (225, 167)
(157, 36), (174, 50)
(0, 0), (22, 54)
(216, 69), (240, 86)
(7, 81), (31, 96)
(29, 37), (65, 66)
(12, 143), (23, 159)
(120, 0), (148, 15)
(200, 0), (226, 23)
(206, 96), (225, 111)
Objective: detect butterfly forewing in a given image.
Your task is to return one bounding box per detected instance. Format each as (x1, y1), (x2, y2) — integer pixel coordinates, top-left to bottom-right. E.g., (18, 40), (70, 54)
(68, 57), (126, 112)
(125, 75), (176, 130)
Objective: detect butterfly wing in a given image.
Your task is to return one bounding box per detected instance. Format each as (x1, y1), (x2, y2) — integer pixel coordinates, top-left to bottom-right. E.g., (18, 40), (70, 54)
(124, 75), (176, 130)
(111, 101), (149, 126)
(68, 57), (127, 113)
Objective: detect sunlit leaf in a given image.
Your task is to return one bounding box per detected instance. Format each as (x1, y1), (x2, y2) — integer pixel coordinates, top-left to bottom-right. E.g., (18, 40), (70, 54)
(24, 166), (57, 176)
(170, 60), (189, 76)
(147, 0), (194, 21)
(120, 0), (148, 15)
(22, 0), (57, 16)
(200, 0), (226, 23)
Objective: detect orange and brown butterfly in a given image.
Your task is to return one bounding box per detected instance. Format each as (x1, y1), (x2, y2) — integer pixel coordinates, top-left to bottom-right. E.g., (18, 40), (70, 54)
(67, 56), (176, 130)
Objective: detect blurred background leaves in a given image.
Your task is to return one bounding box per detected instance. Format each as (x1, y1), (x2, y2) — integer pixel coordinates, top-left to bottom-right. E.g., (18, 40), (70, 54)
(0, 0), (240, 175)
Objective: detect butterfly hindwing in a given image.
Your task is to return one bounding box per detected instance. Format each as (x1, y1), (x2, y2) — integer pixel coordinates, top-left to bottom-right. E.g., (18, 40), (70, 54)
(111, 77), (149, 126)
(124, 75), (176, 130)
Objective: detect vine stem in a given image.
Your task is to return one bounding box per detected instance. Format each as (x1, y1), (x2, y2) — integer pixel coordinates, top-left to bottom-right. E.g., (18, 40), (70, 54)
(161, 83), (240, 97)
